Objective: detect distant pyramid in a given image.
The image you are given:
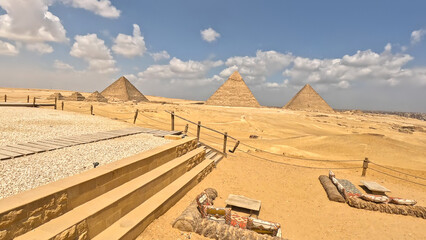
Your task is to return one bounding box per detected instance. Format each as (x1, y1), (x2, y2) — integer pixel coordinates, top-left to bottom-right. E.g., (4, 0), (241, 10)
(101, 76), (149, 102)
(85, 91), (108, 102)
(284, 84), (334, 112)
(66, 92), (85, 101)
(47, 92), (64, 100)
(206, 71), (260, 107)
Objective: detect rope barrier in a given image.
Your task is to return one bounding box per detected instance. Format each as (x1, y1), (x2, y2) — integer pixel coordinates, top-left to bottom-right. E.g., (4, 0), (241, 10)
(238, 141), (362, 162)
(239, 150), (362, 170)
(165, 110), (237, 140)
(369, 162), (426, 181)
(369, 168), (426, 187)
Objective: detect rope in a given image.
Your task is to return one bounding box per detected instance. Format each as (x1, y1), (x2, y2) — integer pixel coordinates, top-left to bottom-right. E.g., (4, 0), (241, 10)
(165, 110), (237, 140)
(369, 162), (426, 181)
(239, 150), (361, 170)
(138, 112), (169, 126)
(238, 141), (362, 162)
(369, 168), (426, 187)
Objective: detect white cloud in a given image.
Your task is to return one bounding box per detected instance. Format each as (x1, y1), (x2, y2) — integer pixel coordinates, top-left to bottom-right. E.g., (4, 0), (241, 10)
(138, 57), (223, 86)
(26, 42), (53, 54)
(222, 50), (294, 84)
(70, 33), (118, 74)
(61, 0), (120, 19)
(0, 39), (18, 56)
(0, 0), (67, 43)
(112, 24), (146, 58)
(411, 29), (426, 44)
(150, 50), (170, 61)
(283, 45), (416, 87)
(53, 60), (74, 71)
(200, 28), (220, 42)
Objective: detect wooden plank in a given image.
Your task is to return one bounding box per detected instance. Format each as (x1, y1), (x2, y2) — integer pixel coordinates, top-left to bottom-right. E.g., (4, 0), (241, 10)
(225, 194), (261, 212)
(360, 181), (391, 193)
(23, 143), (57, 150)
(8, 144), (46, 153)
(0, 150), (22, 158)
(50, 139), (81, 145)
(57, 137), (87, 144)
(38, 140), (70, 147)
(18, 143), (52, 151)
(0, 146), (34, 155)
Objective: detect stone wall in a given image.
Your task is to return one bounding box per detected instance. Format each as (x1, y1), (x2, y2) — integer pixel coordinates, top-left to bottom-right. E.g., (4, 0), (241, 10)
(0, 137), (198, 239)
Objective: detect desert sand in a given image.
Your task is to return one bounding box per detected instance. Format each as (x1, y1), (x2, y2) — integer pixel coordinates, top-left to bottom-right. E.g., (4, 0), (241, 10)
(0, 87), (425, 239)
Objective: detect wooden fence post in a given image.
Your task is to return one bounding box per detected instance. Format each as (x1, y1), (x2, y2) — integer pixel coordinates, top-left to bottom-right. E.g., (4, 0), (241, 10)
(4, 94), (6, 102)
(171, 111), (175, 131)
(61, 101), (64, 110)
(90, 105), (93, 115)
(184, 124), (189, 135)
(133, 109), (139, 124)
(54, 97), (57, 110)
(223, 132), (228, 155)
(33, 97), (36, 107)
(27, 95), (29, 103)
(197, 121), (201, 141)
(362, 157), (369, 177)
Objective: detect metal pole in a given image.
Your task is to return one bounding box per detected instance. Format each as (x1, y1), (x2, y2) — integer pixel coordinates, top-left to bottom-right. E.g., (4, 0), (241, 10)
(362, 157), (369, 177)
(223, 132), (228, 155)
(27, 95), (29, 103)
(184, 124), (189, 135)
(90, 105), (93, 115)
(61, 101), (64, 110)
(171, 111), (175, 131)
(54, 97), (57, 110)
(4, 94), (6, 102)
(33, 97), (36, 107)
(197, 121), (201, 141)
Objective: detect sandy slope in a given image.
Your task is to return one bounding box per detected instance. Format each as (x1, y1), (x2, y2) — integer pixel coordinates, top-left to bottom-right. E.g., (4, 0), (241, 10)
(1, 87), (425, 239)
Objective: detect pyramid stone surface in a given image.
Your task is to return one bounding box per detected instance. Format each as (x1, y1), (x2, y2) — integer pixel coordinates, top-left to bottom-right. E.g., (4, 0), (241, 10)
(101, 76), (149, 102)
(47, 92), (64, 100)
(206, 71), (260, 108)
(85, 91), (108, 102)
(66, 92), (85, 101)
(284, 84), (334, 112)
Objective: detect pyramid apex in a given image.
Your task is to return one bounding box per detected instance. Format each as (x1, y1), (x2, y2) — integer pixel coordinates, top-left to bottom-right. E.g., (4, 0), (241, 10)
(229, 71), (243, 81)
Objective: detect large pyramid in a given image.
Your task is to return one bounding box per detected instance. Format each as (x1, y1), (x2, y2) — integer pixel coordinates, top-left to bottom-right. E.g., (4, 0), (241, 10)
(284, 84), (334, 112)
(206, 71), (260, 107)
(101, 76), (149, 102)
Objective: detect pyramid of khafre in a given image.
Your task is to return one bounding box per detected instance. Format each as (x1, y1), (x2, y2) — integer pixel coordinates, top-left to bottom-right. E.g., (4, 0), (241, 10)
(47, 92), (64, 100)
(206, 71), (260, 107)
(284, 84), (334, 112)
(101, 76), (149, 102)
(66, 92), (85, 101)
(85, 91), (108, 102)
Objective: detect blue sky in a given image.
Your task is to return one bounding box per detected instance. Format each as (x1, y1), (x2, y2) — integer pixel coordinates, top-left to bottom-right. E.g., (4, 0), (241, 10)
(0, 0), (425, 112)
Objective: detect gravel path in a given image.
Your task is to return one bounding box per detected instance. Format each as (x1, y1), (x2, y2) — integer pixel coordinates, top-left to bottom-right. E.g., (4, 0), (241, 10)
(0, 107), (136, 146)
(0, 107), (171, 199)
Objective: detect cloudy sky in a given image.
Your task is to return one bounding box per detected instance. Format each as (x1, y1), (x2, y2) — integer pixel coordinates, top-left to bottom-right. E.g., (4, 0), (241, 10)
(0, 0), (425, 112)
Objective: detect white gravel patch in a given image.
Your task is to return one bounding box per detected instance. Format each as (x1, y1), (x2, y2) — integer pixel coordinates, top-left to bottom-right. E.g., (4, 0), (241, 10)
(0, 107), (172, 199)
(0, 107), (136, 146)
(0, 134), (171, 199)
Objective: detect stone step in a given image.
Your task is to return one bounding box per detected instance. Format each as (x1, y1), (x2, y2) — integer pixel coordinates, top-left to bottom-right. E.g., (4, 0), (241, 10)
(16, 147), (206, 240)
(93, 158), (215, 240)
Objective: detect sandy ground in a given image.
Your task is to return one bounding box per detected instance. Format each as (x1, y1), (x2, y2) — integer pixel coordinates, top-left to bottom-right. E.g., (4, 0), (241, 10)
(1, 87), (425, 240)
